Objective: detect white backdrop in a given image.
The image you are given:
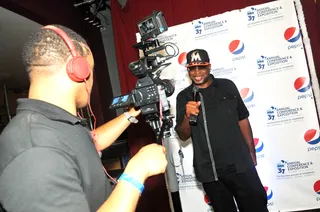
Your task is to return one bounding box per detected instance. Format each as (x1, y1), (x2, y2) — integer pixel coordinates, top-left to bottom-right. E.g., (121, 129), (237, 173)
(137, 0), (320, 211)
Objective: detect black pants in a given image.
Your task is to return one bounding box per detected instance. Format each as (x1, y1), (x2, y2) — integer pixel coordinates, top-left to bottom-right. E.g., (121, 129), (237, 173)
(202, 165), (268, 212)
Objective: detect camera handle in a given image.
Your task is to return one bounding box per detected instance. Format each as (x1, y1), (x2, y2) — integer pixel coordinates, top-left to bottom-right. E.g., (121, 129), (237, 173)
(156, 114), (174, 144)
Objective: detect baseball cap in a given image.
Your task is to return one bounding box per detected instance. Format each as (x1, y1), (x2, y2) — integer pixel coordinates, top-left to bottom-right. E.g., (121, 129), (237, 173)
(186, 49), (210, 68)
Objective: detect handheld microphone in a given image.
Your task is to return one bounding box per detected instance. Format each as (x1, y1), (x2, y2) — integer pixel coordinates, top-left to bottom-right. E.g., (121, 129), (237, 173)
(189, 86), (199, 125)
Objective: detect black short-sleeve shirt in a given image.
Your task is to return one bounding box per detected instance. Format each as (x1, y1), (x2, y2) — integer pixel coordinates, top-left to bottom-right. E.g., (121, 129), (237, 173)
(175, 75), (254, 182)
(0, 99), (112, 212)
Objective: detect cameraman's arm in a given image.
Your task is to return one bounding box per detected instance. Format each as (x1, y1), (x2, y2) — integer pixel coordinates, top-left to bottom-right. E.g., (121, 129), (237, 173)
(98, 144), (167, 212)
(93, 108), (140, 151)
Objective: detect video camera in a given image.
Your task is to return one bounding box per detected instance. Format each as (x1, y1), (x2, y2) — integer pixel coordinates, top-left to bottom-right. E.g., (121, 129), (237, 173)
(109, 11), (178, 142)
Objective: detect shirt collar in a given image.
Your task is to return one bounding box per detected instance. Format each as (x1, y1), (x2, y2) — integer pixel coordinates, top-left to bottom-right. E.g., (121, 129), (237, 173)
(210, 74), (218, 87)
(16, 98), (86, 126)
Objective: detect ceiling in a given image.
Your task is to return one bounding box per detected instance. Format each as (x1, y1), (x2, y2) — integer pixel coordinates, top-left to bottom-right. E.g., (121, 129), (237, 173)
(0, 7), (42, 90)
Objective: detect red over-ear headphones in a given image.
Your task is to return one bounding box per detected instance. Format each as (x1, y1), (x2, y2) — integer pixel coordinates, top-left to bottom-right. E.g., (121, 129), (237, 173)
(42, 25), (91, 82)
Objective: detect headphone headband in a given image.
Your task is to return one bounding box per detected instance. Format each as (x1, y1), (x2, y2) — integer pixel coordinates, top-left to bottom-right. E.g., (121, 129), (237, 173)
(41, 25), (91, 82)
(42, 25), (77, 57)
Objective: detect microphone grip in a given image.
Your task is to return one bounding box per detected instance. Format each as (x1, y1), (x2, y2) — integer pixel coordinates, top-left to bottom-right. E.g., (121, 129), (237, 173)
(189, 87), (199, 125)
(189, 114), (197, 125)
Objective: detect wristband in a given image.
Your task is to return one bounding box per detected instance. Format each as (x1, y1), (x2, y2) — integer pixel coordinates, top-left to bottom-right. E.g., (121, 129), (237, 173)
(118, 173), (144, 194)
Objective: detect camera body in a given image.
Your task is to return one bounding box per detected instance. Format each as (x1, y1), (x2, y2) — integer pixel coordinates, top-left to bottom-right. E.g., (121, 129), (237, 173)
(109, 11), (178, 138)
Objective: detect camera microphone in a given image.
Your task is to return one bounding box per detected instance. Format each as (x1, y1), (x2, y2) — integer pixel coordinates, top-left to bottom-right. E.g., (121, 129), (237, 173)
(189, 86), (199, 125)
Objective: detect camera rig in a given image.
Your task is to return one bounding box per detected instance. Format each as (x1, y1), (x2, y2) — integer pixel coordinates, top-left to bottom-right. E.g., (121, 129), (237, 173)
(109, 11), (179, 143)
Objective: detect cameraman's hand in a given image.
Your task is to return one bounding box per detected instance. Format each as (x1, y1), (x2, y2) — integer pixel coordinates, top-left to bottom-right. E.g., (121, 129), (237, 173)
(128, 107), (141, 118)
(124, 144), (167, 182)
(185, 101), (201, 118)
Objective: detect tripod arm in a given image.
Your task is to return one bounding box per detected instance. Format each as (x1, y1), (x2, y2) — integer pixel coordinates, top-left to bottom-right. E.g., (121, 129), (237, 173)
(156, 114), (174, 145)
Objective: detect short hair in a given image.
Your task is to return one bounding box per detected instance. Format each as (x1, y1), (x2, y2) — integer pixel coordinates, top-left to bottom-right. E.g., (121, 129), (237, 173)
(22, 24), (89, 73)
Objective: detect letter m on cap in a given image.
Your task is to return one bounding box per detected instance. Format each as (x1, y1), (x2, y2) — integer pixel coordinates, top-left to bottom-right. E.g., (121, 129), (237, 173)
(191, 51), (202, 62)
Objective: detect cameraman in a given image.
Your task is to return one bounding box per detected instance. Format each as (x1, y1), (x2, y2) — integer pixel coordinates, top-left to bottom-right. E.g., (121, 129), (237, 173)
(0, 25), (167, 212)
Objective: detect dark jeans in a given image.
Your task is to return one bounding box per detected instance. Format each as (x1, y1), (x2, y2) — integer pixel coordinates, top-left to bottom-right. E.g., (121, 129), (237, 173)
(202, 165), (268, 212)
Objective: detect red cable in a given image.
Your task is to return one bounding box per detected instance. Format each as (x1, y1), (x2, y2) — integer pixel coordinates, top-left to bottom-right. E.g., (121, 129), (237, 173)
(84, 80), (118, 184)
(159, 88), (164, 146)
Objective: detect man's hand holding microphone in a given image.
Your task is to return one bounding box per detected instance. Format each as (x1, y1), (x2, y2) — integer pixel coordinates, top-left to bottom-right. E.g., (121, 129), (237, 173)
(185, 101), (201, 122)
(186, 87), (200, 125)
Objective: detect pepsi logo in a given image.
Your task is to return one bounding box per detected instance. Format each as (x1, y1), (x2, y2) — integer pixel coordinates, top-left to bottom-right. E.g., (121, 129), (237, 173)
(178, 52), (187, 66)
(304, 129), (320, 145)
(294, 77), (311, 93)
(204, 194), (211, 206)
(314, 181), (320, 195)
(254, 138), (264, 153)
(240, 88), (254, 103)
(284, 27), (301, 43)
(229, 40), (245, 55)
(264, 186), (273, 201)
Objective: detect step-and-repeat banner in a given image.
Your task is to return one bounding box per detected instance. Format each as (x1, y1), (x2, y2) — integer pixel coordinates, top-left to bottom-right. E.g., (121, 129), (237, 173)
(137, 0), (320, 211)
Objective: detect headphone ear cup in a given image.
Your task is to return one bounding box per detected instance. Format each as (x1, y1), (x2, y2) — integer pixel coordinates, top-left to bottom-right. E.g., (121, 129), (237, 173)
(67, 56), (91, 82)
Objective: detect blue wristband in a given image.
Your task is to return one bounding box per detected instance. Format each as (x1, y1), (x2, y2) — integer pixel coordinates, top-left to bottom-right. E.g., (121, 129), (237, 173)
(118, 173), (145, 194)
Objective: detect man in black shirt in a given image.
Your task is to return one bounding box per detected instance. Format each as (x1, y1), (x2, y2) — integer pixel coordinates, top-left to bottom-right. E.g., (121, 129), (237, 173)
(175, 49), (267, 212)
(0, 25), (167, 212)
